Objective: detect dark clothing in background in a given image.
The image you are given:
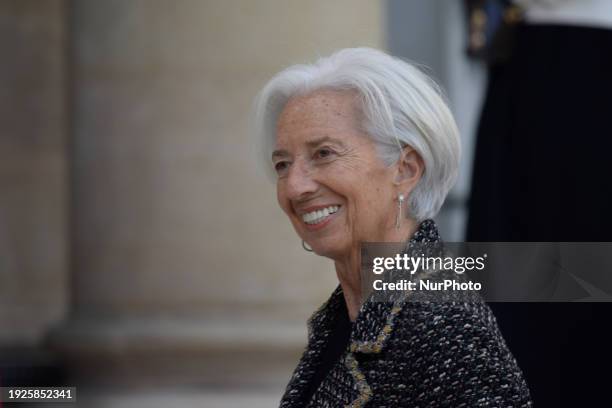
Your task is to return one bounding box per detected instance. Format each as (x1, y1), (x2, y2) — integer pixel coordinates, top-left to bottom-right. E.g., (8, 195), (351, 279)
(468, 23), (612, 242)
(467, 23), (612, 408)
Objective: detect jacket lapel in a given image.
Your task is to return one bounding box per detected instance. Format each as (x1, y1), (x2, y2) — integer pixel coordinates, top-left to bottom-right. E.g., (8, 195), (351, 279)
(279, 287), (407, 408)
(350, 219), (442, 353)
(345, 220), (443, 406)
(279, 285), (345, 408)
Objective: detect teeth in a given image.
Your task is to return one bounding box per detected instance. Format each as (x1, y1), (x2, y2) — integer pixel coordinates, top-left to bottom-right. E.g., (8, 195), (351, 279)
(302, 206), (339, 225)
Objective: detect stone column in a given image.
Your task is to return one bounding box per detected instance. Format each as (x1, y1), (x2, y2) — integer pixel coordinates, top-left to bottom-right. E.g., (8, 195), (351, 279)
(0, 0), (68, 347)
(50, 0), (383, 392)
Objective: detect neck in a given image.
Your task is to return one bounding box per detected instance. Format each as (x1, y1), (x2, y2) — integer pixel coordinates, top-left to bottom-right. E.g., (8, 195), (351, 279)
(335, 218), (419, 322)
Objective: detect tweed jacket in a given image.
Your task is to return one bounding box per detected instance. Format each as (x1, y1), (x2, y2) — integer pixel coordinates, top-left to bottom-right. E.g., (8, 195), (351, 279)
(279, 220), (532, 407)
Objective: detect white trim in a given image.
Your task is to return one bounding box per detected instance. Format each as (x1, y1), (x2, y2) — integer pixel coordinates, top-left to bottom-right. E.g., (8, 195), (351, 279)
(517, 0), (612, 29)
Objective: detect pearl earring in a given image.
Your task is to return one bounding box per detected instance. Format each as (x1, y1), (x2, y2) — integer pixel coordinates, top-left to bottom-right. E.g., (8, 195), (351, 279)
(396, 194), (405, 230)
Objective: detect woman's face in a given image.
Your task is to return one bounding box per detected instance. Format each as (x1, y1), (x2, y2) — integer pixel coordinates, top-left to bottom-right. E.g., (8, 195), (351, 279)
(273, 89), (398, 260)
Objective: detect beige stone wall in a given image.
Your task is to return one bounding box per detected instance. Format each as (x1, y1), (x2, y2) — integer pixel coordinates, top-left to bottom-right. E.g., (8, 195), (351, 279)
(1, 0), (384, 393)
(0, 0), (68, 346)
(71, 0), (385, 321)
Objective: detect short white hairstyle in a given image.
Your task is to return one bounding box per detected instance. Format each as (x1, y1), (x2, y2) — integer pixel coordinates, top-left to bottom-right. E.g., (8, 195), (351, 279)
(253, 47), (461, 221)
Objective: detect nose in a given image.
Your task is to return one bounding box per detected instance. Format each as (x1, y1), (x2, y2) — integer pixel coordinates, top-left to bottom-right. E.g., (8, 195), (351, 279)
(285, 159), (318, 202)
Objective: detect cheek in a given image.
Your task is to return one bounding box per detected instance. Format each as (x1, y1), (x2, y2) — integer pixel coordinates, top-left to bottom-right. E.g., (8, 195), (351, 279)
(340, 169), (386, 209)
(276, 183), (290, 214)
(356, 176), (394, 222)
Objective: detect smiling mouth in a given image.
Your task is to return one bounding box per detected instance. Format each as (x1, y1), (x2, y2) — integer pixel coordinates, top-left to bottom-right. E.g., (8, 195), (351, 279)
(302, 205), (340, 225)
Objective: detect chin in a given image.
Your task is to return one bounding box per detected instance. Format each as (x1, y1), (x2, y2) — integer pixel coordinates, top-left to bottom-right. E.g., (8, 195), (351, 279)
(309, 239), (348, 260)
(297, 223), (349, 258)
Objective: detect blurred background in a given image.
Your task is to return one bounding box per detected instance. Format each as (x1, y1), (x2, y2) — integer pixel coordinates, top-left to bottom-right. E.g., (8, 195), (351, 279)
(6, 0), (603, 406)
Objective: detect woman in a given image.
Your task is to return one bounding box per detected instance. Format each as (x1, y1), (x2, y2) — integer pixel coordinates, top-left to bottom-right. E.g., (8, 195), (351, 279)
(254, 48), (532, 407)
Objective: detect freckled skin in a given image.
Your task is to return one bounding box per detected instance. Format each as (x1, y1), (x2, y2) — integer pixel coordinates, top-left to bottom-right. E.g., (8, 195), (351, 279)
(275, 89), (399, 261)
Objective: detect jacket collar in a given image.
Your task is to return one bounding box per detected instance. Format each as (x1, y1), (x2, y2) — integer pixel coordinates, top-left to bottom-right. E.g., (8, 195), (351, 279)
(308, 219), (442, 355)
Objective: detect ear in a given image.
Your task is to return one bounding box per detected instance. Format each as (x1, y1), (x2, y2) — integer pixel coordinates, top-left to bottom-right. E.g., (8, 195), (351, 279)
(393, 145), (424, 192)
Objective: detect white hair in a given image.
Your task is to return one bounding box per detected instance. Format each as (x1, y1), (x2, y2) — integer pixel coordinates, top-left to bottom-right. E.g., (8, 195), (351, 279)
(253, 47), (461, 221)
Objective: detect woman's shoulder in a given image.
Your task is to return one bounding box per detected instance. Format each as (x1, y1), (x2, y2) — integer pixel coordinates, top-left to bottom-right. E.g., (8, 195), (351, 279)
(380, 296), (532, 406)
(391, 279), (506, 351)
(391, 267), (499, 334)
(400, 286), (498, 328)
(393, 295), (505, 351)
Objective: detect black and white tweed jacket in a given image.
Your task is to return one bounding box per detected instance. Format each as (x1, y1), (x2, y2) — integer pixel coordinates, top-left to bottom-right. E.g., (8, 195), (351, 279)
(279, 220), (533, 407)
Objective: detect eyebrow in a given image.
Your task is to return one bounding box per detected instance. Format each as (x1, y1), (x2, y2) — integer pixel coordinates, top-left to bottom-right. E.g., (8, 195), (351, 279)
(271, 149), (289, 161)
(271, 136), (346, 161)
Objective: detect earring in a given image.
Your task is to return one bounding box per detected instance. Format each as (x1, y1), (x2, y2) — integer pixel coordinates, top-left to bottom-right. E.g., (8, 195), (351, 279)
(396, 194), (405, 230)
(302, 240), (313, 252)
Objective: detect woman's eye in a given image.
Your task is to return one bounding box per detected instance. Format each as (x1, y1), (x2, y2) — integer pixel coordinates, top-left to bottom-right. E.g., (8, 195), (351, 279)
(274, 161), (289, 175)
(316, 148), (334, 159)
